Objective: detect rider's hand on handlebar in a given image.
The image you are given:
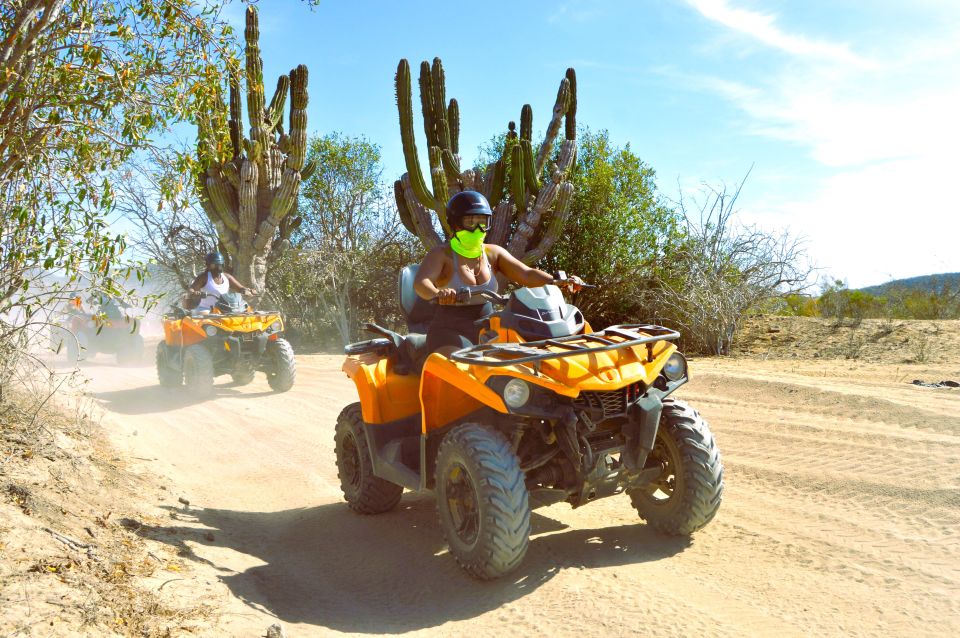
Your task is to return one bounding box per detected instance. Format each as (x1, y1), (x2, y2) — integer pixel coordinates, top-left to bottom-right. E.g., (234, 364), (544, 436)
(435, 288), (458, 305)
(555, 273), (586, 293)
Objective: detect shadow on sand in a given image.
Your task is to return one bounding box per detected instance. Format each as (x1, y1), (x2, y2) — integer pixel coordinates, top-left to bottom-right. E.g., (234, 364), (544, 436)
(123, 495), (690, 633)
(92, 383), (276, 415)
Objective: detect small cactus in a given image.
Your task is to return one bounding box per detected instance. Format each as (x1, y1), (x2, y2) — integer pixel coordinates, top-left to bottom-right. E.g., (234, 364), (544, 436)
(393, 57), (577, 263)
(194, 5), (315, 292)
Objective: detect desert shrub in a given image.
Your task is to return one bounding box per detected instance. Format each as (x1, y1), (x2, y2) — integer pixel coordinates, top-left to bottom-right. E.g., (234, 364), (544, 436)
(267, 133), (424, 348)
(542, 128), (680, 326)
(644, 177), (812, 355)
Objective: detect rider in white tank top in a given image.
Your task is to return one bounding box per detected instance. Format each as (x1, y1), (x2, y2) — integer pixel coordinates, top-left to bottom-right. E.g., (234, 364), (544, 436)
(196, 271), (230, 311)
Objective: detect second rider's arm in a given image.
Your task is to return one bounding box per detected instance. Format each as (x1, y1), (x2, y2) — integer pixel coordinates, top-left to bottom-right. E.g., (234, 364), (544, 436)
(225, 273), (254, 296)
(414, 247), (457, 305)
(488, 244), (554, 287)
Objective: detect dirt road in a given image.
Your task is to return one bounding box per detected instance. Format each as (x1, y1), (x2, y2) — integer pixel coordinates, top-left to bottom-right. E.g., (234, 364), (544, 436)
(81, 350), (960, 636)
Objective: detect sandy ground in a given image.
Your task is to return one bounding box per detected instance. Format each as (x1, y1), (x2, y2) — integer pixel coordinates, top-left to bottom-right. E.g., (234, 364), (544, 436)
(71, 343), (960, 637)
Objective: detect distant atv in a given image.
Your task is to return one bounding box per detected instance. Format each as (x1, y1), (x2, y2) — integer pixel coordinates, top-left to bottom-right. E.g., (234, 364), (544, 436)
(50, 298), (144, 364)
(156, 292), (296, 398)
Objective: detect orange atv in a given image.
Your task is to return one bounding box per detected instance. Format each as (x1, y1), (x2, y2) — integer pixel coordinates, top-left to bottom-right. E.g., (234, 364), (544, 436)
(337, 270), (723, 579)
(157, 292), (295, 398)
(50, 296), (144, 364)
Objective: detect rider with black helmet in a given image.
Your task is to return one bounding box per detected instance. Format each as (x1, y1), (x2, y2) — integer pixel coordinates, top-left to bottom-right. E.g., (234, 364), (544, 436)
(414, 191), (583, 353)
(185, 251), (255, 311)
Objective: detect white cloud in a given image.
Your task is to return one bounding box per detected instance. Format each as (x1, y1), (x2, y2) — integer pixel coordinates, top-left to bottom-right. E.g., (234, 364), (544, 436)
(679, 1), (960, 284)
(687, 0), (876, 68)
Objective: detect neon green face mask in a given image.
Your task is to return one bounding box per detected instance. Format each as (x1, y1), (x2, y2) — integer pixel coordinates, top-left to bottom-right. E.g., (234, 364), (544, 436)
(451, 228), (486, 258)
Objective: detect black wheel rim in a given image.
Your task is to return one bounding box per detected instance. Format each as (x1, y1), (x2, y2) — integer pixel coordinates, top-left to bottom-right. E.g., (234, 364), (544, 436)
(342, 433), (362, 491)
(641, 431), (682, 508)
(444, 462), (479, 545)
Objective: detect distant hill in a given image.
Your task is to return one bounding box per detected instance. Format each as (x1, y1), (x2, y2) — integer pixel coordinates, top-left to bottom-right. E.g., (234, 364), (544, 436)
(860, 272), (960, 295)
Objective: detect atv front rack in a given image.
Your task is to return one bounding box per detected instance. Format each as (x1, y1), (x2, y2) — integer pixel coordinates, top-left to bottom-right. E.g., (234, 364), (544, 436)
(450, 324), (680, 368)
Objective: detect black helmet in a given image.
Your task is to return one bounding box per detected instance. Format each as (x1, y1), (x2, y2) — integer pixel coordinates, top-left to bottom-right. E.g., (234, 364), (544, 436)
(205, 251), (225, 266)
(446, 191), (493, 230)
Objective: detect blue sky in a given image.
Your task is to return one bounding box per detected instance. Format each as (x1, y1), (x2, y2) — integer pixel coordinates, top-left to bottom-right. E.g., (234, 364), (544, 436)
(213, 0), (959, 288)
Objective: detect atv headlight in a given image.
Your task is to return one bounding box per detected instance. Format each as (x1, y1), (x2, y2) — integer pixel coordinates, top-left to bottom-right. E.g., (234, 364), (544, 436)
(663, 352), (687, 381)
(203, 325), (219, 337)
(265, 320), (280, 334)
(503, 378), (531, 409)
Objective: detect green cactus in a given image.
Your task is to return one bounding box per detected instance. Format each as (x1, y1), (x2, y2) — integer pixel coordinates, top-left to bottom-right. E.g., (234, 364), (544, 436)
(520, 104), (533, 142)
(194, 5), (315, 293)
(393, 58), (578, 263)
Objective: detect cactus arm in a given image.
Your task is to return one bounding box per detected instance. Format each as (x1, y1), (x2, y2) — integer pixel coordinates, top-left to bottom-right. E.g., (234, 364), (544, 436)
(459, 168), (477, 191)
(447, 98), (460, 155)
(244, 6), (271, 187)
(222, 162), (240, 190)
(429, 146), (451, 235)
(395, 179), (416, 234)
(520, 139), (540, 192)
(487, 157), (506, 207)
(520, 104), (533, 142)
(431, 58), (452, 152)
(228, 76), (243, 160)
(265, 75), (289, 133)
(300, 158), (317, 181)
(555, 138), (577, 177)
(418, 60), (436, 148)
(205, 170), (240, 233)
(510, 143), (526, 215)
(238, 159), (258, 250)
(285, 65), (308, 171)
(401, 174), (442, 248)
(488, 200), (514, 247)
(441, 148), (461, 186)
(396, 59), (435, 210)
(522, 182), (574, 265)
(536, 77), (570, 174)
(507, 181), (558, 257)
(565, 68), (577, 140)
(269, 146), (283, 190)
(254, 167), (300, 252)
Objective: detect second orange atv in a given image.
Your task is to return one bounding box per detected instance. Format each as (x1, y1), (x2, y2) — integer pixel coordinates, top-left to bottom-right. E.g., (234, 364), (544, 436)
(337, 270), (723, 579)
(157, 292), (296, 398)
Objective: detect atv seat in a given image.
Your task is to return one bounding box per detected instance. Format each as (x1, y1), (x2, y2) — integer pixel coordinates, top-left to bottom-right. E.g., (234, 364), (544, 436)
(360, 323), (430, 375)
(399, 265), (435, 334)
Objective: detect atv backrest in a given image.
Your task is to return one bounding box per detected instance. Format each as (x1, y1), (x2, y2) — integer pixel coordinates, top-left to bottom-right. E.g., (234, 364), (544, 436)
(398, 264), (435, 334)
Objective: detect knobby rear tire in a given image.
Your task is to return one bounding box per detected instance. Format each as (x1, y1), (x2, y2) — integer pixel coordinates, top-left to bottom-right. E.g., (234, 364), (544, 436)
(156, 342), (183, 388)
(334, 403), (403, 514)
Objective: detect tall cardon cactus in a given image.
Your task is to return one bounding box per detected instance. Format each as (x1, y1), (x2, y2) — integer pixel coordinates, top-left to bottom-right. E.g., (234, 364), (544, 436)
(394, 58), (577, 264)
(194, 5), (315, 293)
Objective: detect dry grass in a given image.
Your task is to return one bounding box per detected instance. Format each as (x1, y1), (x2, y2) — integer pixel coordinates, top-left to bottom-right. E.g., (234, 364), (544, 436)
(733, 315), (960, 364)
(0, 372), (214, 637)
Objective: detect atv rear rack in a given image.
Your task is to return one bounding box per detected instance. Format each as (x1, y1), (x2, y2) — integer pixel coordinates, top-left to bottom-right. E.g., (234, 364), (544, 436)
(450, 324), (680, 368)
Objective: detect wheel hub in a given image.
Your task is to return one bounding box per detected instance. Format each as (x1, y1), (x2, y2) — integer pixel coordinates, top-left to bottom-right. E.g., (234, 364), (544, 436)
(342, 434), (362, 490)
(445, 464), (479, 545)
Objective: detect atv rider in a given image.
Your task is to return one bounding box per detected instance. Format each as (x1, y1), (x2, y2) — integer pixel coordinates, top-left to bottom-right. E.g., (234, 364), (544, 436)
(186, 252), (255, 312)
(414, 191), (583, 353)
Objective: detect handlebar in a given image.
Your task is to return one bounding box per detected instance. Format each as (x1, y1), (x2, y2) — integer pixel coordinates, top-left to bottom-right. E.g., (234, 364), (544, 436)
(428, 278), (594, 306)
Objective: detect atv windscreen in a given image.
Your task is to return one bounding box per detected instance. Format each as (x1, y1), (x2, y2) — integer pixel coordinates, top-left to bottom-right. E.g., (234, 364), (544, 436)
(216, 292), (246, 314)
(499, 285), (585, 340)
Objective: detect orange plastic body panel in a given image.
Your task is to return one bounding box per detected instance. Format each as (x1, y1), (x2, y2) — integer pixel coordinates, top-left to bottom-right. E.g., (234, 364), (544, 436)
(163, 313), (283, 347)
(343, 318), (678, 434)
(419, 354), (509, 433)
(342, 355), (421, 424)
